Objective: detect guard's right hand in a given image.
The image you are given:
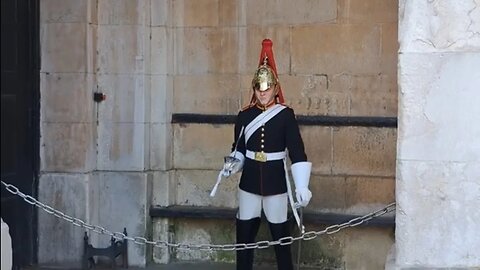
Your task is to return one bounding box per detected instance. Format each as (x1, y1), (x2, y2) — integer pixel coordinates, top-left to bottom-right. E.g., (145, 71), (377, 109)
(221, 168), (231, 177)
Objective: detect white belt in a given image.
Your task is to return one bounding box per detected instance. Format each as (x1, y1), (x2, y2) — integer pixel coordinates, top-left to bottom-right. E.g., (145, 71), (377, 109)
(246, 150), (286, 162)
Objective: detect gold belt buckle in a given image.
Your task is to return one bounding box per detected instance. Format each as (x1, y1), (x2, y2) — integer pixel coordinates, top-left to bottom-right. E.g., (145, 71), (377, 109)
(254, 152), (267, 162)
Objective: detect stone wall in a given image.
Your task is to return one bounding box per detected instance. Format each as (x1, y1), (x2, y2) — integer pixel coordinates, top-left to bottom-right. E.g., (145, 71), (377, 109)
(38, 0), (398, 269)
(395, 0), (480, 268)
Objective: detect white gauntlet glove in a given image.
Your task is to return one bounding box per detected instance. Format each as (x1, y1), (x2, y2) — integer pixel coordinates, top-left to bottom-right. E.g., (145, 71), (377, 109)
(292, 161), (312, 207)
(221, 152), (245, 177)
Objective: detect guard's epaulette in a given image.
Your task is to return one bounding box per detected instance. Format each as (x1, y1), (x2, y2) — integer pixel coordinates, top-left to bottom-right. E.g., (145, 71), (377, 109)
(241, 104), (255, 111)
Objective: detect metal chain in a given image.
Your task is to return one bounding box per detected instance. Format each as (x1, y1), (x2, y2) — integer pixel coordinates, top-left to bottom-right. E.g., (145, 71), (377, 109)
(1, 180), (395, 251)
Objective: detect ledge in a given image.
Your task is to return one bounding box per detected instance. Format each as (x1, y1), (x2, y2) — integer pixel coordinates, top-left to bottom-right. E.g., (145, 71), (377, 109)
(171, 114), (397, 128)
(150, 205), (395, 227)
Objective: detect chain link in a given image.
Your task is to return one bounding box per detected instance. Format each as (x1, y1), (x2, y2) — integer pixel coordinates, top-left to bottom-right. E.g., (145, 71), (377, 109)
(1, 180), (395, 252)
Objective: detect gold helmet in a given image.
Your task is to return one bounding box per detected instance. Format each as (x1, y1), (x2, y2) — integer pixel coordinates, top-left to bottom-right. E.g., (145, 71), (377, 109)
(252, 57), (278, 91)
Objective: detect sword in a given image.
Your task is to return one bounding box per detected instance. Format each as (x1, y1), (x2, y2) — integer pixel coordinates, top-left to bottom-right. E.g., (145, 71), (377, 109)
(295, 204), (304, 270)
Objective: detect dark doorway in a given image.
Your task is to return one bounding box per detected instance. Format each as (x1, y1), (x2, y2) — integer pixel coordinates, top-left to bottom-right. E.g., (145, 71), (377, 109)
(1, 0), (40, 268)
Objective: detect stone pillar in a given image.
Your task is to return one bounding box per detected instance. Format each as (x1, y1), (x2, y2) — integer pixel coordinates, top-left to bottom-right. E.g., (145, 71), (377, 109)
(396, 0), (480, 268)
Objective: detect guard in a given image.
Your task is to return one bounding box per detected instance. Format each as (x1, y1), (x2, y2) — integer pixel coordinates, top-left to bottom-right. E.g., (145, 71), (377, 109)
(218, 39), (313, 270)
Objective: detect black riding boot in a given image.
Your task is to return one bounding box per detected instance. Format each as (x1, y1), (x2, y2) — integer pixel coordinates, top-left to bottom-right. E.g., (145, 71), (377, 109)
(236, 217), (261, 270)
(269, 220), (294, 270)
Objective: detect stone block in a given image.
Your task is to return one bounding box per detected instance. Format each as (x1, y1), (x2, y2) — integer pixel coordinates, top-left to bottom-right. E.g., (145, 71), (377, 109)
(345, 177), (395, 213)
(97, 74), (147, 123)
(89, 172), (150, 267)
(245, 0), (336, 26)
(88, 0), (98, 25)
(151, 0), (171, 27)
(151, 171), (176, 206)
(173, 124), (231, 170)
(300, 126), (332, 175)
(150, 123), (173, 170)
(97, 25), (146, 74)
(152, 218), (172, 263)
(346, 74), (398, 117)
(150, 75), (173, 124)
(41, 123), (96, 173)
(86, 24), (98, 74)
(338, 0), (398, 24)
(97, 0), (147, 25)
(294, 224), (345, 268)
(291, 24), (382, 75)
(399, 0), (480, 53)
(150, 27), (173, 75)
(40, 0), (88, 23)
(343, 227), (394, 270)
(38, 173), (89, 266)
(174, 27), (239, 74)
(173, 74), (242, 114)
(381, 22), (399, 77)
(398, 53), (480, 162)
(308, 175), (346, 212)
(238, 26), (291, 75)
(396, 160), (480, 267)
(282, 75), (350, 116)
(41, 23), (87, 73)
(97, 122), (147, 171)
(40, 73), (94, 123)
(176, 169), (239, 208)
(332, 127), (397, 177)
(170, 219), (236, 262)
(171, 0), (238, 27)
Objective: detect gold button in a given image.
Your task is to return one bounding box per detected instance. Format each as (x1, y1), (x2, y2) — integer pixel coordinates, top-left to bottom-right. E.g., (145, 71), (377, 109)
(261, 127), (265, 131)
(261, 133), (264, 137)
(261, 139), (264, 143)
(261, 145), (264, 148)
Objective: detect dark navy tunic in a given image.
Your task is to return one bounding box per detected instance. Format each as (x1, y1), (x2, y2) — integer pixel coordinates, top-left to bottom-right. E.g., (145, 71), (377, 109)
(231, 105), (307, 196)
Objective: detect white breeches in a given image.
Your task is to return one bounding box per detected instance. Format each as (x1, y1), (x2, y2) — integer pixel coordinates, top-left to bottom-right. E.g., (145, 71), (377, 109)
(237, 189), (288, 224)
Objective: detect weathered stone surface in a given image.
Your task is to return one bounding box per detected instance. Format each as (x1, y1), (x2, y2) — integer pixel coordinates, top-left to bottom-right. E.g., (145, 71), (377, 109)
(150, 27), (173, 75)
(308, 175), (347, 212)
(333, 127), (397, 177)
(97, 25), (146, 74)
(338, 0), (398, 24)
(346, 74), (397, 117)
(399, 0), (480, 53)
(151, 171), (176, 206)
(291, 24), (382, 75)
(150, 123), (173, 170)
(173, 0), (238, 27)
(245, 0), (337, 26)
(238, 26), (291, 75)
(150, 75), (173, 124)
(89, 172), (150, 267)
(152, 218), (172, 263)
(176, 169), (239, 208)
(344, 227), (394, 270)
(345, 177), (395, 213)
(173, 124), (231, 170)
(300, 126), (332, 175)
(97, 122), (148, 171)
(398, 53), (480, 162)
(173, 75), (242, 114)
(174, 27), (239, 74)
(280, 75), (350, 116)
(38, 173), (89, 265)
(41, 73), (94, 123)
(396, 160), (480, 267)
(41, 23), (87, 73)
(381, 22), (399, 77)
(97, 74), (147, 123)
(40, 0), (88, 23)
(41, 123), (96, 173)
(151, 0), (171, 27)
(97, 0), (147, 25)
